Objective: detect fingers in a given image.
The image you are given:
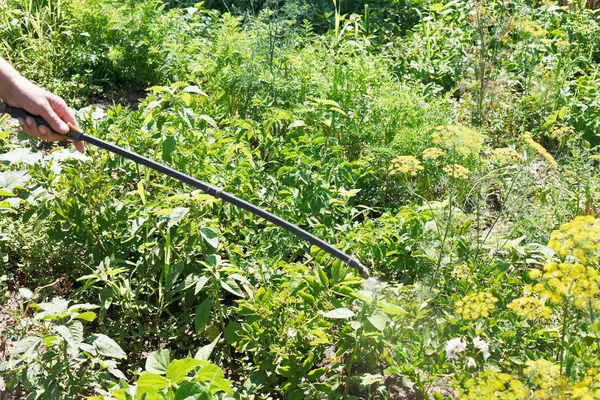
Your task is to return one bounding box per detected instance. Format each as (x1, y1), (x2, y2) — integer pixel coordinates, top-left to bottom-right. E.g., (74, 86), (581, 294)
(19, 116), (65, 142)
(37, 99), (69, 134)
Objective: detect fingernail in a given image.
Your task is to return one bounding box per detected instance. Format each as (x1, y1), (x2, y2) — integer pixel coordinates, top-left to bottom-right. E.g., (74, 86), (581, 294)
(39, 126), (48, 135)
(26, 117), (33, 126)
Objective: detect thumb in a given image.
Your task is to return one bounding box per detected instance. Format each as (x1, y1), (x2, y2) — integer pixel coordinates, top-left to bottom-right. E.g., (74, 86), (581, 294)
(38, 102), (69, 134)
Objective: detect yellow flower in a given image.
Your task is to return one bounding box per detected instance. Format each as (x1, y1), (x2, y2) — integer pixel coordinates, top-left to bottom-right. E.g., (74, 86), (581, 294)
(533, 262), (600, 311)
(507, 296), (552, 320)
(519, 20), (548, 37)
(451, 264), (472, 282)
(443, 164), (470, 179)
(432, 125), (485, 157)
(456, 292), (498, 320)
(524, 133), (557, 169)
(491, 147), (522, 165)
(548, 216), (600, 265)
(524, 359), (564, 390)
(389, 156), (424, 177)
(422, 147), (446, 161)
(459, 369), (529, 400)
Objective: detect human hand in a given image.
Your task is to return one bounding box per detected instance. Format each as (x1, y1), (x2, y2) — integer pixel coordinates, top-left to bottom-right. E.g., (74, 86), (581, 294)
(2, 75), (84, 153)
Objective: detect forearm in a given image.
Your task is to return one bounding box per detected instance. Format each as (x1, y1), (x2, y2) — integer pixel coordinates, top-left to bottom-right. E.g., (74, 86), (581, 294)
(0, 57), (24, 102)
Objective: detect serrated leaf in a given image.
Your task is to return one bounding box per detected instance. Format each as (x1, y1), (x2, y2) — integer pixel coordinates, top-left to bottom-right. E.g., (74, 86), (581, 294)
(0, 170), (30, 194)
(91, 334), (127, 359)
(0, 148), (42, 165)
(323, 308), (355, 319)
(146, 349), (170, 374)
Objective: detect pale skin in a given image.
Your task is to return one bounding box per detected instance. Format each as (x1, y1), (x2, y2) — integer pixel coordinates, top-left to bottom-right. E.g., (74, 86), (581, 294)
(0, 57), (84, 153)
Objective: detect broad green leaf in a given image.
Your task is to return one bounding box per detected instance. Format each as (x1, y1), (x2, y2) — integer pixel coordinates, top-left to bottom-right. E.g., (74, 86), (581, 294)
(195, 334), (221, 361)
(163, 207), (189, 228)
(166, 358), (206, 383)
(199, 114), (218, 129)
(68, 303), (100, 312)
(174, 381), (211, 400)
(146, 349), (171, 374)
(183, 86), (208, 96)
(54, 321), (84, 354)
(162, 136), (177, 163)
(91, 334), (127, 359)
(195, 298), (211, 333)
(200, 227), (219, 248)
(0, 148), (42, 165)
(137, 372), (170, 391)
(74, 311), (96, 322)
(323, 308), (355, 319)
(367, 313), (388, 332)
(0, 170), (30, 195)
(220, 279), (243, 297)
(8, 336), (41, 368)
(379, 301), (405, 316)
(224, 321), (241, 344)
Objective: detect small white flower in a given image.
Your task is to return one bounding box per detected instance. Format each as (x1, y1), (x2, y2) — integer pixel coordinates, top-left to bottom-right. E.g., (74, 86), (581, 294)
(473, 336), (490, 360)
(445, 338), (466, 359)
(287, 328), (297, 339)
(467, 357), (476, 368)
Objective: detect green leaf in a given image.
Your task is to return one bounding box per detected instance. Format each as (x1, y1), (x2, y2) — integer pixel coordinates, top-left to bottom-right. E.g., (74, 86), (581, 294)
(199, 114), (218, 129)
(195, 364), (233, 394)
(195, 334), (221, 361)
(220, 279), (243, 297)
(379, 301), (405, 316)
(166, 358), (206, 384)
(74, 311), (97, 322)
(91, 334), (127, 359)
(315, 264), (329, 288)
(8, 336), (41, 368)
(146, 349), (171, 374)
(0, 148), (42, 165)
(137, 372), (170, 391)
(224, 321), (241, 344)
(174, 382), (211, 400)
(195, 298), (212, 333)
(162, 136), (177, 163)
(162, 207), (189, 228)
(200, 227), (219, 248)
(0, 170), (30, 195)
(367, 313), (388, 332)
(54, 321), (84, 354)
(323, 308), (355, 319)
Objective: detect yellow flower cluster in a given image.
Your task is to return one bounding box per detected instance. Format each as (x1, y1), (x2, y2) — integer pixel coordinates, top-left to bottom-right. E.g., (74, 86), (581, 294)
(491, 147), (522, 165)
(524, 134), (558, 169)
(389, 156), (424, 176)
(532, 262), (600, 311)
(451, 264), (472, 282)
(459, 370), (529, 400)
(519, 21), (548, 37)
(443, 164), (470, 179)
(548, 216), (600, 265)
(422, 147), (447, 161)
(571, 368), (600, 399)
(524, 359), (565, 390)
(432, 125), (485, 157)
(456, 292), (498, 320)
(507, 296), (552, 320)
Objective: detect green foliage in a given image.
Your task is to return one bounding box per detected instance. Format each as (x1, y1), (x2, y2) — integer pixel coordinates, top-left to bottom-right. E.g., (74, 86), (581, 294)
(2, 0), (600, 399)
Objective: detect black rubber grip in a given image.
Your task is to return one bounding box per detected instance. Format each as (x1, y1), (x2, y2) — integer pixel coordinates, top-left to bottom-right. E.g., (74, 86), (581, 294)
(2, 104), (83, 141)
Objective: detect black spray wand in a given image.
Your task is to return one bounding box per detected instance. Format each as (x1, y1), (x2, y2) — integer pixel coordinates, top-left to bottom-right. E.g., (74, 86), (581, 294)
(0, 102), (370, 278)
